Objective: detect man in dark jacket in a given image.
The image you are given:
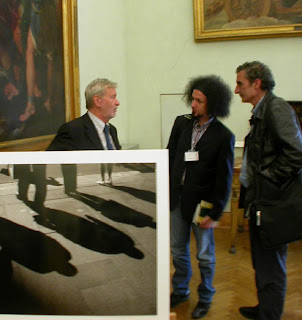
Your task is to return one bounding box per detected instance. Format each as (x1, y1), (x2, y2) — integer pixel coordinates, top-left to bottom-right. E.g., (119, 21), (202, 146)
(48, 78), (121, 194)
(168, 75), (235, 318)
(235, 61), (302, 320)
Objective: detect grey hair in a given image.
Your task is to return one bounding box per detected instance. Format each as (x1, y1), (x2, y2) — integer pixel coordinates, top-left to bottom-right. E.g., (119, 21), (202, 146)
(236, 61), (275, 91)
(85, 78), (117, 109)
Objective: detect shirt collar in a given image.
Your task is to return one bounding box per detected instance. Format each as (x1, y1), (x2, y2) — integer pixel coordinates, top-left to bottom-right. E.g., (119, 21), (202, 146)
(88, 111), (107, 129)
(252, 95), (265, 117)
(193, 116), (214, 129)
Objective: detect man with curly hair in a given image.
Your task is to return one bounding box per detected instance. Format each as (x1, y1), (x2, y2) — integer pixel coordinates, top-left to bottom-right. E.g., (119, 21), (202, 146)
(168, 75), (235, 318)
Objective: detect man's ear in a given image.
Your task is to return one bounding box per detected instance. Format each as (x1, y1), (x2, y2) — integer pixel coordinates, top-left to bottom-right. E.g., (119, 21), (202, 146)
(253, 78), (262, 89)
(93, 94), (102, 106)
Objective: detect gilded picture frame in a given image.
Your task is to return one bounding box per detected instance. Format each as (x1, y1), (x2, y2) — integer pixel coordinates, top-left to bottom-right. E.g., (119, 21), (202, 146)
(194, 0), (302, 42)
(0, 0), (80, 151)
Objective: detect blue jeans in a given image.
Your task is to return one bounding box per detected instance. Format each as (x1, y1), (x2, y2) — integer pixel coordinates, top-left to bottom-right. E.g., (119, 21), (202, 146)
(170, 203), (216, 303)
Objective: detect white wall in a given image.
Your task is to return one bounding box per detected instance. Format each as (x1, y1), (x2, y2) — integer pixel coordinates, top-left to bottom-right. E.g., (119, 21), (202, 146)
(78, 0), (302, 149)
(77, 0), (128, 144)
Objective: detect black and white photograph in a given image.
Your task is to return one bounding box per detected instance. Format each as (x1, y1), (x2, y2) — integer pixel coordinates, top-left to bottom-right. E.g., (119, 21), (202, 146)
(0, 150), (170, 319)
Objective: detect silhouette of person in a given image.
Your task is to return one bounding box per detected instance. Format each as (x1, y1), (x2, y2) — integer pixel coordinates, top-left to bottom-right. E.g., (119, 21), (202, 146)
(14, 164), (46, 207)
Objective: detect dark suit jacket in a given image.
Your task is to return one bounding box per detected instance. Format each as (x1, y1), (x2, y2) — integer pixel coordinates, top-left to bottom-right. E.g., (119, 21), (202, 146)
(47, 112), (121, 151)
(168, 115), (235, 222)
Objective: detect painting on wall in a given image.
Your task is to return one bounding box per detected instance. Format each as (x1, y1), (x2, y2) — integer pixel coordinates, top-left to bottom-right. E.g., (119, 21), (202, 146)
(0, 0), (79, 151)
(288, 100), (302, 128)
(194, 0), (302, 41)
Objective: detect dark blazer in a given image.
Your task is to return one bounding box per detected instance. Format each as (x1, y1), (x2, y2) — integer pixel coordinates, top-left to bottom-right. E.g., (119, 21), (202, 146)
(47, 112), (121, 151)
(168, 115), (235, 222)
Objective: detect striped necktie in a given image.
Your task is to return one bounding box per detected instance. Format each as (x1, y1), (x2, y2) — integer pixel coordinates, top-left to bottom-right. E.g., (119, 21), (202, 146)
(104, 125), (114, 150)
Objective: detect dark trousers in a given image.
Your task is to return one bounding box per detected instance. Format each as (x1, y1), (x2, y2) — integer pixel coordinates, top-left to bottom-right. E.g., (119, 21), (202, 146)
(249, 208), (288, 320)
(61, 164), (77, 193)
(16, 164), (47, 206)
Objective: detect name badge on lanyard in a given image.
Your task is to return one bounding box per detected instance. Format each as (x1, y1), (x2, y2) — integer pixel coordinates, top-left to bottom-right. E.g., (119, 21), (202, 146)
(185, 150), (199, 162)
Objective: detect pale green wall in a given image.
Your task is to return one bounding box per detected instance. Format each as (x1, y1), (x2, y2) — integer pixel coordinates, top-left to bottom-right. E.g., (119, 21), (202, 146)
(78, 0), (302, 149)
(77, 0), (128, 143)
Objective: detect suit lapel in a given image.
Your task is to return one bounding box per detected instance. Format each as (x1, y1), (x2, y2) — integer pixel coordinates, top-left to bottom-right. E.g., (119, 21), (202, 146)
(82, 113), (104, 149)
(109, 125), (120, 150)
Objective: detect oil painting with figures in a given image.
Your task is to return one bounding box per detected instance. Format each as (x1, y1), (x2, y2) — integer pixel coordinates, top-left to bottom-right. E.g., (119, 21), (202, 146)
(0, 0), (70, 146)
(195, 0), (302, 40)
(205, 0), (302, 29)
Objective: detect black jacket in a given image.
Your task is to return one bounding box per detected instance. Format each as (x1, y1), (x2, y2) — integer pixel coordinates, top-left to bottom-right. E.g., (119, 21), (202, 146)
(240, 92), (302, 208)
(168, 115), (235, 222)
(47, 113), (121, 151)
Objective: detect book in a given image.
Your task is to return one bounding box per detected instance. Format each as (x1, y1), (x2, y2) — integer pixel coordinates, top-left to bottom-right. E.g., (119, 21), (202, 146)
(193, 200), (213, 225)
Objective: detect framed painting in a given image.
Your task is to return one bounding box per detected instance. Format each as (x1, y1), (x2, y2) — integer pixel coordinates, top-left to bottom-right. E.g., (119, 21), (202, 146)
(194, 0), (302, 41)
(0, 0), (80, 151)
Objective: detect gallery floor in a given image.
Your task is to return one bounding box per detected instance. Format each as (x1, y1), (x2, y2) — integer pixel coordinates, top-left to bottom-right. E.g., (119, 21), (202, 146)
(170, 222), (302, 320)
(0, 163), (157, 316)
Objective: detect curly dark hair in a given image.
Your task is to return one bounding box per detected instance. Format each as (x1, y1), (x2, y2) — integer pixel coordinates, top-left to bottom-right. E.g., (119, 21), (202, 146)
(183, 75), (232, 118)
(236, 61), (275, 91)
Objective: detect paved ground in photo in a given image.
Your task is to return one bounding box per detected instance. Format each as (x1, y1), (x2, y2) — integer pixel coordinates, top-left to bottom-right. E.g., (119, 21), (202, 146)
(0, 163), (157, 316)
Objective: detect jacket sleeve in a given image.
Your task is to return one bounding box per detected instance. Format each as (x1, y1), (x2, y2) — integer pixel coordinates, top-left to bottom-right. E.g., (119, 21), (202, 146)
(211, 133), (235, 220)
(167, 115), (191, 173)
(167, 117), (180, 173)
(261, 101), (302, 186)
(47, 123), (76, 151)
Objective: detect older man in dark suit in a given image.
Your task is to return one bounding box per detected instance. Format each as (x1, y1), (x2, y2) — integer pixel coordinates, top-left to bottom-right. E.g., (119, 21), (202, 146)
(48, 78), (121, 194)
(168, 75), (235, 319)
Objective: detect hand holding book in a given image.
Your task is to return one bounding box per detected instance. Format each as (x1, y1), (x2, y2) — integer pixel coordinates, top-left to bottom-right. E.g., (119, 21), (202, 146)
(193, 200), (218, 228)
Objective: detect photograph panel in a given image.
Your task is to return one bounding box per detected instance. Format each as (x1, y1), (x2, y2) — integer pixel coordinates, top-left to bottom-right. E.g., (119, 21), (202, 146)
(0, 150), (169, 320)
